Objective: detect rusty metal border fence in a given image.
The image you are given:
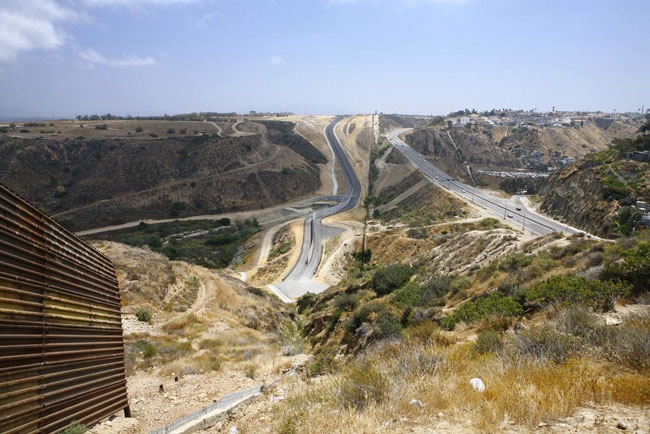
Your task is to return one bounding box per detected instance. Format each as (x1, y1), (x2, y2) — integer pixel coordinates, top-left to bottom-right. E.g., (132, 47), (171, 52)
(0, 184), (129, 434)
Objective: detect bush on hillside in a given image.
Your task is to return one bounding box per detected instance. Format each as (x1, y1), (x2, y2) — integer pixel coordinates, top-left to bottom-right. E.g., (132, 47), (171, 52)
(334, 293), (358, 311)
(296, 292), (316, 314)
(600, 241), (650, 297)
(136, 307), (152, 322)
(373, 312), (403, 341)
(440, 292), (523, 330)
(523, 275), (629, 311)
(372, 264), (413, 296)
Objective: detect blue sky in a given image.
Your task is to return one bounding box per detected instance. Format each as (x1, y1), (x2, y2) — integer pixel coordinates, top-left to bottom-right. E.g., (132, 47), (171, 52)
(0, 0), (648, 118)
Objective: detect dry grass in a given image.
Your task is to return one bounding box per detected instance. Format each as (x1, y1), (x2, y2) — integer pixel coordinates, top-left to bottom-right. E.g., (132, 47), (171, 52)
(94, 241), (176, 308)
(158, 352), (222, 377)
(162, 312), (205, 337)
(14, 119), (219, 140)
(239, 318), (650, 434)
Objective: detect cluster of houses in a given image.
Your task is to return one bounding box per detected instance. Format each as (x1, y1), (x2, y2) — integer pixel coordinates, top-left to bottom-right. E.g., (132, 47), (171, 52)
(637, 201), (650, 227)
(447, 110), (642, 129)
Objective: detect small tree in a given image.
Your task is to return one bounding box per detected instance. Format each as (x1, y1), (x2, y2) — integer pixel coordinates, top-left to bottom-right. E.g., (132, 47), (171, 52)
(167, 127), (176, 134)
(135, 126), (143, 133)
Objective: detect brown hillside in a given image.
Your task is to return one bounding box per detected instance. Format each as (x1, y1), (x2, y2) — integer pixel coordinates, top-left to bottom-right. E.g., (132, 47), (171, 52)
(89, 241), (303, 433)
(404, 122), (638, 183)
(0, 120), (325, 230)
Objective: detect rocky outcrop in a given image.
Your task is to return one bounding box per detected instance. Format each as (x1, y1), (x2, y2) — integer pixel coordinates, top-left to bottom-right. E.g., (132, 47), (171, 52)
(403, 122), (628, 183)
(405, 127), (519, 181)
(539, 165), (619, 237)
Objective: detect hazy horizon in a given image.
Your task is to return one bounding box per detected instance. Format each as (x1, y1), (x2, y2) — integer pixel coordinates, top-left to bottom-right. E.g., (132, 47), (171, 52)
(1, 0), (648, 119)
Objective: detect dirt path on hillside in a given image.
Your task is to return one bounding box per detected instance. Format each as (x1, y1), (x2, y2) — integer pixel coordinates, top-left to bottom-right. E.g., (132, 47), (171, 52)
(203, 120), (223, 136)
(54, 145), (286, 220)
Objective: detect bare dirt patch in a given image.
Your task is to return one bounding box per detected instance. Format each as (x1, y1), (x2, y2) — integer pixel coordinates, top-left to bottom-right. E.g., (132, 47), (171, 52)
(87, 241), (307, 433)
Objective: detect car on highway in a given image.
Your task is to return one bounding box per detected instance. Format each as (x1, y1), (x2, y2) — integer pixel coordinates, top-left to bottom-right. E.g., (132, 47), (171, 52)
(507, 213), (514, 218)
(515, 207), (522, 211)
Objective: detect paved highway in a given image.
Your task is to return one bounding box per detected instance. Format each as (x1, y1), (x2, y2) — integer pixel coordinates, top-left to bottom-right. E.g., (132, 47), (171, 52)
(386, 129), (582, 237)
(273, 118), (362, 299)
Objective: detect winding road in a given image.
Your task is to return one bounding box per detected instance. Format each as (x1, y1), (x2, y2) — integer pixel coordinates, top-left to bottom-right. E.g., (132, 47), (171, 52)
(386, 129), (583, 237)
(272, 119), (361, 299)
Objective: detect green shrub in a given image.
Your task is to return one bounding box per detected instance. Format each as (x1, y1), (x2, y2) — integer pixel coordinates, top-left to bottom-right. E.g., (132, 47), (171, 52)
(373, 312), (402, 341)
(601, 241), (650, 297)
(524, 275), (630, 311)
(391, 280), (446, 309)
(346, 301), (382, 333)
(441, 292), (523, 330)
(146, 235), (162, 248)
(59, 422), (87, 434)
(279, 321), (305, 356)
(372, 264), (413, 296)
(326, 310), (342, 336)
(136, 307), (152, 322)
(391, 284), (422, 308)
(498, 252), (533, 273)
(334, 293), (358, 311)
(134, 339), (157, 358)
(296, 292), (316, 314)
(351, 248), (372, 264)
(478, 218), (501, 229)
(246, 286), (265, 297)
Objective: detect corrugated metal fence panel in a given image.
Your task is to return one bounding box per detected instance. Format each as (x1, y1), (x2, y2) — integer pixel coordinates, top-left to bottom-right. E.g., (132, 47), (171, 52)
(0, 184), (129, 434)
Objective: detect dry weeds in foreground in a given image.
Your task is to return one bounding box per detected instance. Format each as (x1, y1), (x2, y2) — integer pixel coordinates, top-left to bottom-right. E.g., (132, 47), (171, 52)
(238, 324), (649, 434)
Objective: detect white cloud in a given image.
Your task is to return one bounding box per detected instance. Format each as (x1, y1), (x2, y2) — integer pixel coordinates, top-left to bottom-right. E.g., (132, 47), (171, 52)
(269, 56), (284, 65)
(0, 1), (80, 62)
(325, 0), (467, 3)
(410, 0), (467, 3)
(81, 0), (198, 6)
(79, 48), (156, 66)
(0, 0), (186, 63)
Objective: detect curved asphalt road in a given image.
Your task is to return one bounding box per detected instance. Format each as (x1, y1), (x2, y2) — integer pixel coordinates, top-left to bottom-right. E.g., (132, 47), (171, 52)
(272, 118), (362, 299)
(386, 129), (583, 237)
